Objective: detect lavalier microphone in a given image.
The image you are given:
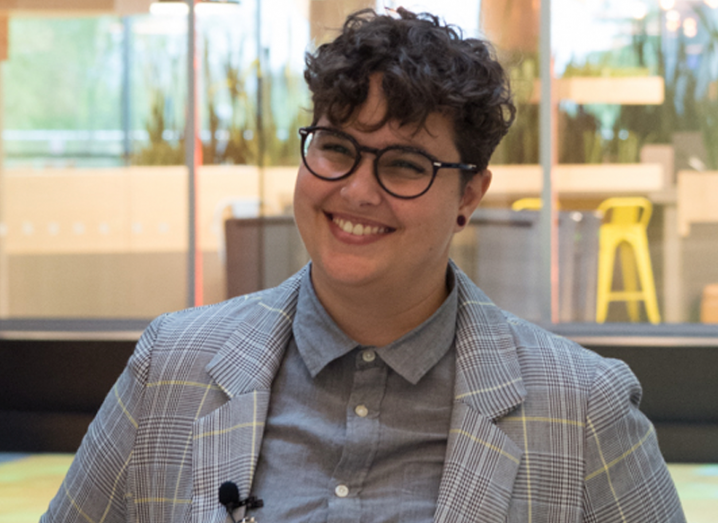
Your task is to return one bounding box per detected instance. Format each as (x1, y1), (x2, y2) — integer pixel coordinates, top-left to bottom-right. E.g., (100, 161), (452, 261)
(219, 481), (264, 523)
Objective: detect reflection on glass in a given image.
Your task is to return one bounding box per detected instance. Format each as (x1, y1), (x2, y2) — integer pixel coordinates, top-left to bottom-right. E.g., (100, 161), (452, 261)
(0, 3), (311, 319)
(550, 0), (718, 325)
(469, 0), (718, 325)
(2, 1), (718, 327)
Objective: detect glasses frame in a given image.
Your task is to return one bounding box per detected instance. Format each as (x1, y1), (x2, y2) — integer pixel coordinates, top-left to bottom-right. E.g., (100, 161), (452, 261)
(298, 126), (479, 199)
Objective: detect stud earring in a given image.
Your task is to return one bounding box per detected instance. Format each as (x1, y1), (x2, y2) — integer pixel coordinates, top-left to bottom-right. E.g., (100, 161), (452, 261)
(457, 215), (466, 227)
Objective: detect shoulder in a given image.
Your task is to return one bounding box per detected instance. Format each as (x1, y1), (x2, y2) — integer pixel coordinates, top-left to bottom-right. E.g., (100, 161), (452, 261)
(126, 267), (306, 382)
(453, 263), (607, 386)
(505, 312), (600, 370)
(501, 311), (643, 420)
(454, 261), (637, 402)
(509, 311), (635, 388)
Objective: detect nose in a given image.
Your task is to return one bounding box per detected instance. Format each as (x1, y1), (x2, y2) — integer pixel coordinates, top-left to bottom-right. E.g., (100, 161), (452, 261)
(339, 154), (383, 205)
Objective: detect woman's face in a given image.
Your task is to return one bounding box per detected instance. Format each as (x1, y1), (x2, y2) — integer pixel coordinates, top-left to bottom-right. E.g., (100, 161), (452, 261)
(293, 76), (491, 296)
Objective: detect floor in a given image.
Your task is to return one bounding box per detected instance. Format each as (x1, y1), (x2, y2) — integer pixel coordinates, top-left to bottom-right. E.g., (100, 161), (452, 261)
(1, 453), (716, 522)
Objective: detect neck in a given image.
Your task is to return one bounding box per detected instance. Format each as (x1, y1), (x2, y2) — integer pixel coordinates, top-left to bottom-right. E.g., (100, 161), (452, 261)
(310, 265), (450, 347)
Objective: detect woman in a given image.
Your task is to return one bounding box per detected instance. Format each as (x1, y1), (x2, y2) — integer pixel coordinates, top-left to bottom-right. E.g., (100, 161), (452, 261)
(42, 8), (684, 523)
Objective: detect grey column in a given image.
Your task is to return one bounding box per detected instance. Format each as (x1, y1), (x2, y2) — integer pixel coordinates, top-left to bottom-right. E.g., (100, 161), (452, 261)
(538, 0), (555, 323)
(186, 0), (198, 307)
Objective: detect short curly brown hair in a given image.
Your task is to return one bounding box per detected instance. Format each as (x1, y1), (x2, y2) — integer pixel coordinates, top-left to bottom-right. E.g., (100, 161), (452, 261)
(304, 8), (515, 183)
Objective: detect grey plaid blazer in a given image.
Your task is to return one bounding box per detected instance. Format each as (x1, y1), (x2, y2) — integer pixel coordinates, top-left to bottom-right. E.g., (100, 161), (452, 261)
(42, 264), (685, 523)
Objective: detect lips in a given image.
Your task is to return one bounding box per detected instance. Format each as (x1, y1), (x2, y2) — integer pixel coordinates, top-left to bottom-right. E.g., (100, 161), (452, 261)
(327, 213), (394, 237)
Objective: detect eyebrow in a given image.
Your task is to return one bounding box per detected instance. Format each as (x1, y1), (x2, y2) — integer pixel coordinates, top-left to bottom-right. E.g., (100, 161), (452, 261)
(322, 125), (440, 161)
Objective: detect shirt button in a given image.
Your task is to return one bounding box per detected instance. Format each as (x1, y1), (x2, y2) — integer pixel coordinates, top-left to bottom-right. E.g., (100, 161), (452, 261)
(354, 404), (369, 417)
(335, 484), (349, 498)
(362, 350), (376, 362)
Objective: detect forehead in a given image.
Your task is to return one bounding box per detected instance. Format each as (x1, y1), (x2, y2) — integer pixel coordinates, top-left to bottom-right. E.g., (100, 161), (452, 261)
(350, 75), (389, 130)
(319, 79), (455, 152)
(318, 75), (451, 139)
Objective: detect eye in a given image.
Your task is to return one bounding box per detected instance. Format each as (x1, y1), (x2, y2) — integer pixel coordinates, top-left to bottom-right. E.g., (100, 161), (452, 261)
(321, 141), (353, 156)
(379, 149), (433, 179)
(387, 158), (427, 174)
(313, 132), (355, 158)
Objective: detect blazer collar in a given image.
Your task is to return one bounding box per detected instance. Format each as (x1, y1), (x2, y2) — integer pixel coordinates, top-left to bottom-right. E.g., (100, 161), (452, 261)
(452, 262), (526, 421)
(205, 266), (307, 398)
(205, 262), (526, 419)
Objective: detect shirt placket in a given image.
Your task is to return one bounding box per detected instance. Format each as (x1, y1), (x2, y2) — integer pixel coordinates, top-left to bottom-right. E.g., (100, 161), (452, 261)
(327, 348), (388, 523)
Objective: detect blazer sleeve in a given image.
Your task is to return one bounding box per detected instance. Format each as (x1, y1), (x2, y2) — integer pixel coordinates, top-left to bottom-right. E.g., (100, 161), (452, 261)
(40, 314), (166, 523)
(581, 356), (686, 523)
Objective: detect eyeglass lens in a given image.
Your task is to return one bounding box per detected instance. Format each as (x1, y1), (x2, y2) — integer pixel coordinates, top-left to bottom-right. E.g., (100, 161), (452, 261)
(302, 128), (435, 198)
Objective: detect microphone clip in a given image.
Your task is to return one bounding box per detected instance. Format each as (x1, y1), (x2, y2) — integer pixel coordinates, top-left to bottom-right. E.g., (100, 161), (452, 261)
(219, 482), (264, 523)
(242, 496), (264, 510)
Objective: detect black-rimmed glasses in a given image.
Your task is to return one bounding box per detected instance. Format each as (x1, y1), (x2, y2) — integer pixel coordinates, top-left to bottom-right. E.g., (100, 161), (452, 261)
(298, 126), (479, 199)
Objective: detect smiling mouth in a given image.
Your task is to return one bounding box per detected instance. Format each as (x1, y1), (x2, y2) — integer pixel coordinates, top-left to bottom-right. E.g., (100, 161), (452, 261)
(327, 213), (395, 236)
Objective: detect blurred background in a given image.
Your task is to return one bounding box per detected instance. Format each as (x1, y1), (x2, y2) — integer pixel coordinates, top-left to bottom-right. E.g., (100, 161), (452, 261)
(1, 0), (718, 326)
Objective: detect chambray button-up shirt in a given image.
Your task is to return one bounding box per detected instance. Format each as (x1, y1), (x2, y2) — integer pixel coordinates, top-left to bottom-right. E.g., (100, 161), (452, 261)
(251, 267), (457, 523)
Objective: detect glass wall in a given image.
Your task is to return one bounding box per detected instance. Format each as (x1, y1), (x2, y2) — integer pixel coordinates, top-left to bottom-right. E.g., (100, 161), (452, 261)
(475, 0), (718, 327)
(1, 0), (717, 330)
(0, 1), (307, 319)
(558, 0), (718, 326)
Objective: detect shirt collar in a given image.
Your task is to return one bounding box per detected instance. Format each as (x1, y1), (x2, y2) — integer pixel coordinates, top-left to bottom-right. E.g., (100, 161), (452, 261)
(375, 268), (457, 384)
(293, 264), (458, 385)
(293, 267), (358, 377)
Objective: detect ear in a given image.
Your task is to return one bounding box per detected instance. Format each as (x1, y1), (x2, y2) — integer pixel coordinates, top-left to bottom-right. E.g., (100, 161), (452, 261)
(456, 169), (492, 230)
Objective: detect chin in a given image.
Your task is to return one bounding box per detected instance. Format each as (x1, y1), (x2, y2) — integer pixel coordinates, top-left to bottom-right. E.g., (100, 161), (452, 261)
(311, 251), (387, 288)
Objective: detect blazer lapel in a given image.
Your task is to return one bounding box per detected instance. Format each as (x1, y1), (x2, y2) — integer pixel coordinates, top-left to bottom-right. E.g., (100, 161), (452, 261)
(190, 268), (304, 523)
(435, 266), (526, 523)
(435, 403), (523, 523)
(191, 389), (272, 523)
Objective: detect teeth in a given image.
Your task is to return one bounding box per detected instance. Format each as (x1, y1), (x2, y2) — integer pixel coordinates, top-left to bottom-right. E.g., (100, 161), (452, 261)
(333, 217), (388, 236)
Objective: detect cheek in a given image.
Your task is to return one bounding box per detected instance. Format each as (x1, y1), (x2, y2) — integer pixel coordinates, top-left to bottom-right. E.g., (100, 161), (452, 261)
(293, 170), (313, 229)
(293, 175), (317, 254)
(293, 169), (338, 244)
(294, 167), (333, 208)
(294, 166), (311, 197)
(403, 203), (456, 243)
(413, 196), (463, 248)
(294, 169), (319, 218)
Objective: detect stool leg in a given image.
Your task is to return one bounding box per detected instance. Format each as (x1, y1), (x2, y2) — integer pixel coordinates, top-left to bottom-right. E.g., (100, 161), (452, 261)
(596, 233), (616, 323)
(634, 234), (661, 324)
(619, 242), (640, 322)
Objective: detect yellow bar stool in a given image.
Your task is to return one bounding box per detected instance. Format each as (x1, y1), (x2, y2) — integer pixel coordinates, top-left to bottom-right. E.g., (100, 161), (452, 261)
(511, 198), (544, 211)
(596, 197), (661, 324)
